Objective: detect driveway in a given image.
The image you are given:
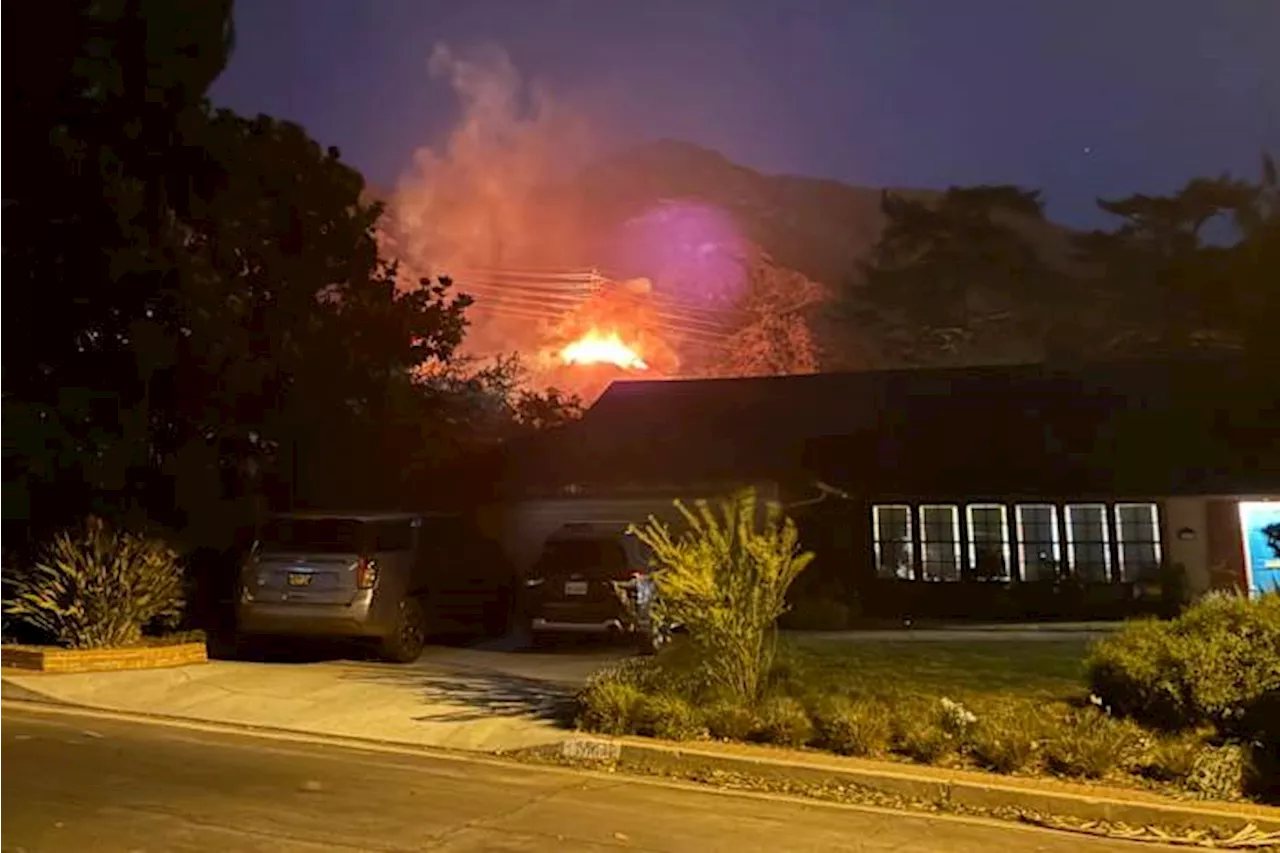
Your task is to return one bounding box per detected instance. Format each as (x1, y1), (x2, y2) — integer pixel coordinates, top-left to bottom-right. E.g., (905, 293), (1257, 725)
(1, 637), (634, 754)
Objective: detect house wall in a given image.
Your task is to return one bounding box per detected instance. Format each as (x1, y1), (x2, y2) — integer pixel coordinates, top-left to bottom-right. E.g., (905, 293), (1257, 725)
(478, 482), (782, 576)
(1163, 497), (1211, 595)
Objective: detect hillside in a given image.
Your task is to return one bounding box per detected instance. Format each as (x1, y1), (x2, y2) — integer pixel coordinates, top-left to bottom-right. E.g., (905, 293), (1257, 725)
(382, 139), (1088, 375)
(534, 140), (1082, 370)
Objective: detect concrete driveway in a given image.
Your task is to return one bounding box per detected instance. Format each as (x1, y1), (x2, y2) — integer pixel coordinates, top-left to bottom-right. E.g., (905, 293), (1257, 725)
(1, 637), (634, 754)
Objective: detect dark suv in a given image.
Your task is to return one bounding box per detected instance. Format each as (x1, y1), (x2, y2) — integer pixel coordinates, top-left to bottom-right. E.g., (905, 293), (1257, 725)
(523, 522), (661, 652)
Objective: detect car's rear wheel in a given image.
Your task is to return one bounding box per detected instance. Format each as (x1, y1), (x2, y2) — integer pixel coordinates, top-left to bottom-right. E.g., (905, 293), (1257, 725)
(379, 597), (427, 663)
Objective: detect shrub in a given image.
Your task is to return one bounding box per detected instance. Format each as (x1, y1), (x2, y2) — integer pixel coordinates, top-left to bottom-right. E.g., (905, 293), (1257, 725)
(630, 488), (814, 703)
(754, 695), (815, 747)
(1186, 744), (1246, 801)
(1085, 617), (1187, 728)
(1044, 708), (1144, 779)
(577, 678), (646, 735)
(811, 695), (892, 756)
(969, 706), (1042, 774)
(634, 693), (706, 741)
(885, 696), (958, 764)
(4, 517), (184, 649)
(704, 700), (758, 741)
(1140, 735), (1203, 785)
(892, 713), (955, 764)
(1085, 593), (1280, 737)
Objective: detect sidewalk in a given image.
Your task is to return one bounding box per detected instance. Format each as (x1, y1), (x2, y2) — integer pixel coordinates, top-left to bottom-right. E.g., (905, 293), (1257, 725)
(0, 646), (611, 753)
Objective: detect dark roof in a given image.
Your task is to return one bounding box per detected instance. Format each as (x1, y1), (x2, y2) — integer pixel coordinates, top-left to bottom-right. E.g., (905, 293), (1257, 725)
(502, 356), (1280, 497)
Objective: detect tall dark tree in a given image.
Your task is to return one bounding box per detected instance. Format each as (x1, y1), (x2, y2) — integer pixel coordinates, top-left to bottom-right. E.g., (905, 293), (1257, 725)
(4, 1), (236, 540)
(859, 185), (1054, 365)
(1073, 173), (1260, 355)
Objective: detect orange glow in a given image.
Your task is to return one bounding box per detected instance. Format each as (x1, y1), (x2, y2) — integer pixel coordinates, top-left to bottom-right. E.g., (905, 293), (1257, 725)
(559, 329), (648, 370)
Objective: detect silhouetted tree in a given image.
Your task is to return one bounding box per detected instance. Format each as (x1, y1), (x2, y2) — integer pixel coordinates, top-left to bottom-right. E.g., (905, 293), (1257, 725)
(859, 185), (1055, 365)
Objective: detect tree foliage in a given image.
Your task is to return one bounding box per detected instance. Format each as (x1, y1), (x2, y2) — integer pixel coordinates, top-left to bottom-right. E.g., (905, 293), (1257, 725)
(3, 1), (579, 552)
(859, 185), (1054, 364)
(858, 164), (1280, 368)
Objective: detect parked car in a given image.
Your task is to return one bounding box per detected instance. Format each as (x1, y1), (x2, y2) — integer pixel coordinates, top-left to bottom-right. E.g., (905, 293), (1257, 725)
(523, 522), (664, 653)
(236, 511), (516, 662)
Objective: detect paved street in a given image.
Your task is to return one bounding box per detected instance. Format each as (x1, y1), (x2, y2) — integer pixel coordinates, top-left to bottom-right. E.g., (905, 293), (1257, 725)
(2, 708), (1174, 853)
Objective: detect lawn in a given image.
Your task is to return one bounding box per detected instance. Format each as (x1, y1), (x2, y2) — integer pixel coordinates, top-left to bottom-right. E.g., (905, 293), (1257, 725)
(781, 636), (1091, 705)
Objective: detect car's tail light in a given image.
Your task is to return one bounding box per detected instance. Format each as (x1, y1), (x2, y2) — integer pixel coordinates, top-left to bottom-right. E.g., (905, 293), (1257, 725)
(356, 558), (379, 590)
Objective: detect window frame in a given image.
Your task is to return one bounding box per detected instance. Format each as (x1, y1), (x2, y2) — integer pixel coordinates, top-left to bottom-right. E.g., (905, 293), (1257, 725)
(871, 504), (916, 580)
(1064, 502), (1113, 582)
(918, 504), (962, 582)
(965, 503), (1012, 581)
(1014, 503), (1062, 582)
(1113, 502), (1163, 582)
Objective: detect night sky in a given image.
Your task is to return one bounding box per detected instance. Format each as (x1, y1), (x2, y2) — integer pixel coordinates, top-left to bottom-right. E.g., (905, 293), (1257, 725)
(212, 0), (1279, 228)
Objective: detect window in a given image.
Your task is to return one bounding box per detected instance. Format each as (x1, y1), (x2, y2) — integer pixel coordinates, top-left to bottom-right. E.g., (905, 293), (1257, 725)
(966, 504), (1010, 580)
(872, 505), (914, 579)
(1115, 503), (1161, 581)
(919, 505), (961, 581)
(1015, 504), (1061, 581)
(1065, 503), (1112, 581)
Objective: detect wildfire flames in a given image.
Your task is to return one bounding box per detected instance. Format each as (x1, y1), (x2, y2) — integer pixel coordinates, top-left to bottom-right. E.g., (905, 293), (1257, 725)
(559, 329), (648, 370)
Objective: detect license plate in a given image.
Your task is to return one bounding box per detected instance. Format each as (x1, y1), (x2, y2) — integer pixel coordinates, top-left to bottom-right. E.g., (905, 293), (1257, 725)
(287, 572), (312, 587)
(564, 580), (588, 596)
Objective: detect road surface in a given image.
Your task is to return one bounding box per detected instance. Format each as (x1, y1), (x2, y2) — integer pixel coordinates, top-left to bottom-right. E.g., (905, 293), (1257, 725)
(2, 707), (1170, 853)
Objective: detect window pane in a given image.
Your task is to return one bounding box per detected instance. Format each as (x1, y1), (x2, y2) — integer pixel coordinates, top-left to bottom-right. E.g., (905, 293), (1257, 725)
(1066, 504), (1111, 582)
(966, 505), (1010, 580)
(1115, 503), (1161, 582)
(872, 505), (913, 579)
(1015, 504), (1061, 581)
(919, 505), (960, 582)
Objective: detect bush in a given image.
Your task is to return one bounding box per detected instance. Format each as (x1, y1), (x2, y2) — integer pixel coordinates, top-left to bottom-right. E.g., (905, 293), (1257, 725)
(886, 697), (958, 764)
(630, 489), (814, 703)
(969, 706), (1042, 774)
(1186, 744), (1246, 801)
(704, 700), (758, 741)
(753, 695), (815, 747)
(1085, 617), (1187, 727)
(634, 694), (705, 741)
(577, 678), (646, 735)
(1085, 592), (1280, 737)
(4, 517), (185, 649)
(780, 598), (851, 631)
(1140, 735), (1203, 785)
(811, 695), (892, 756)
(1044, 708), (1143, 779)
(893, 713), (955, 764)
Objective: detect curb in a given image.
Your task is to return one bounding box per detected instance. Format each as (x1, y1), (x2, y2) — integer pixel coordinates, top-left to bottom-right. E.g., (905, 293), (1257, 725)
(534, 736), (1280, 836)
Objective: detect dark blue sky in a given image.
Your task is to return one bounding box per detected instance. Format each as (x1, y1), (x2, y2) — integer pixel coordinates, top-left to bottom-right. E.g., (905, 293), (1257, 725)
(211, 0), (1279, 227)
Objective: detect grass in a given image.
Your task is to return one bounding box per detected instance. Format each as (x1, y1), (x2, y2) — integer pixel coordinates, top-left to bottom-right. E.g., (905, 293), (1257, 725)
(780, 636), (1089, 704)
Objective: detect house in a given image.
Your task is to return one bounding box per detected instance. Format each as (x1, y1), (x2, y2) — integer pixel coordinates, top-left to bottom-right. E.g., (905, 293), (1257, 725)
(488, 356), (1280, 620)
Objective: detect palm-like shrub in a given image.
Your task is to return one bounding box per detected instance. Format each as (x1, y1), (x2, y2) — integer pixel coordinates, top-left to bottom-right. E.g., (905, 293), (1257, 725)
(5, 516), (185, 648)
(630, 488), (814, 703)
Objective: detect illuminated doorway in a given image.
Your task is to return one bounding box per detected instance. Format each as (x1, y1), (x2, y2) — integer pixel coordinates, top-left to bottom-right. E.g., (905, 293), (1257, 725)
(1238, 500), (1280, 597)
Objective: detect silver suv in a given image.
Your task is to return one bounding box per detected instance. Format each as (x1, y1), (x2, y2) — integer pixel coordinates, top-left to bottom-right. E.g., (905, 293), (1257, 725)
(236, 511), (515, 662)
